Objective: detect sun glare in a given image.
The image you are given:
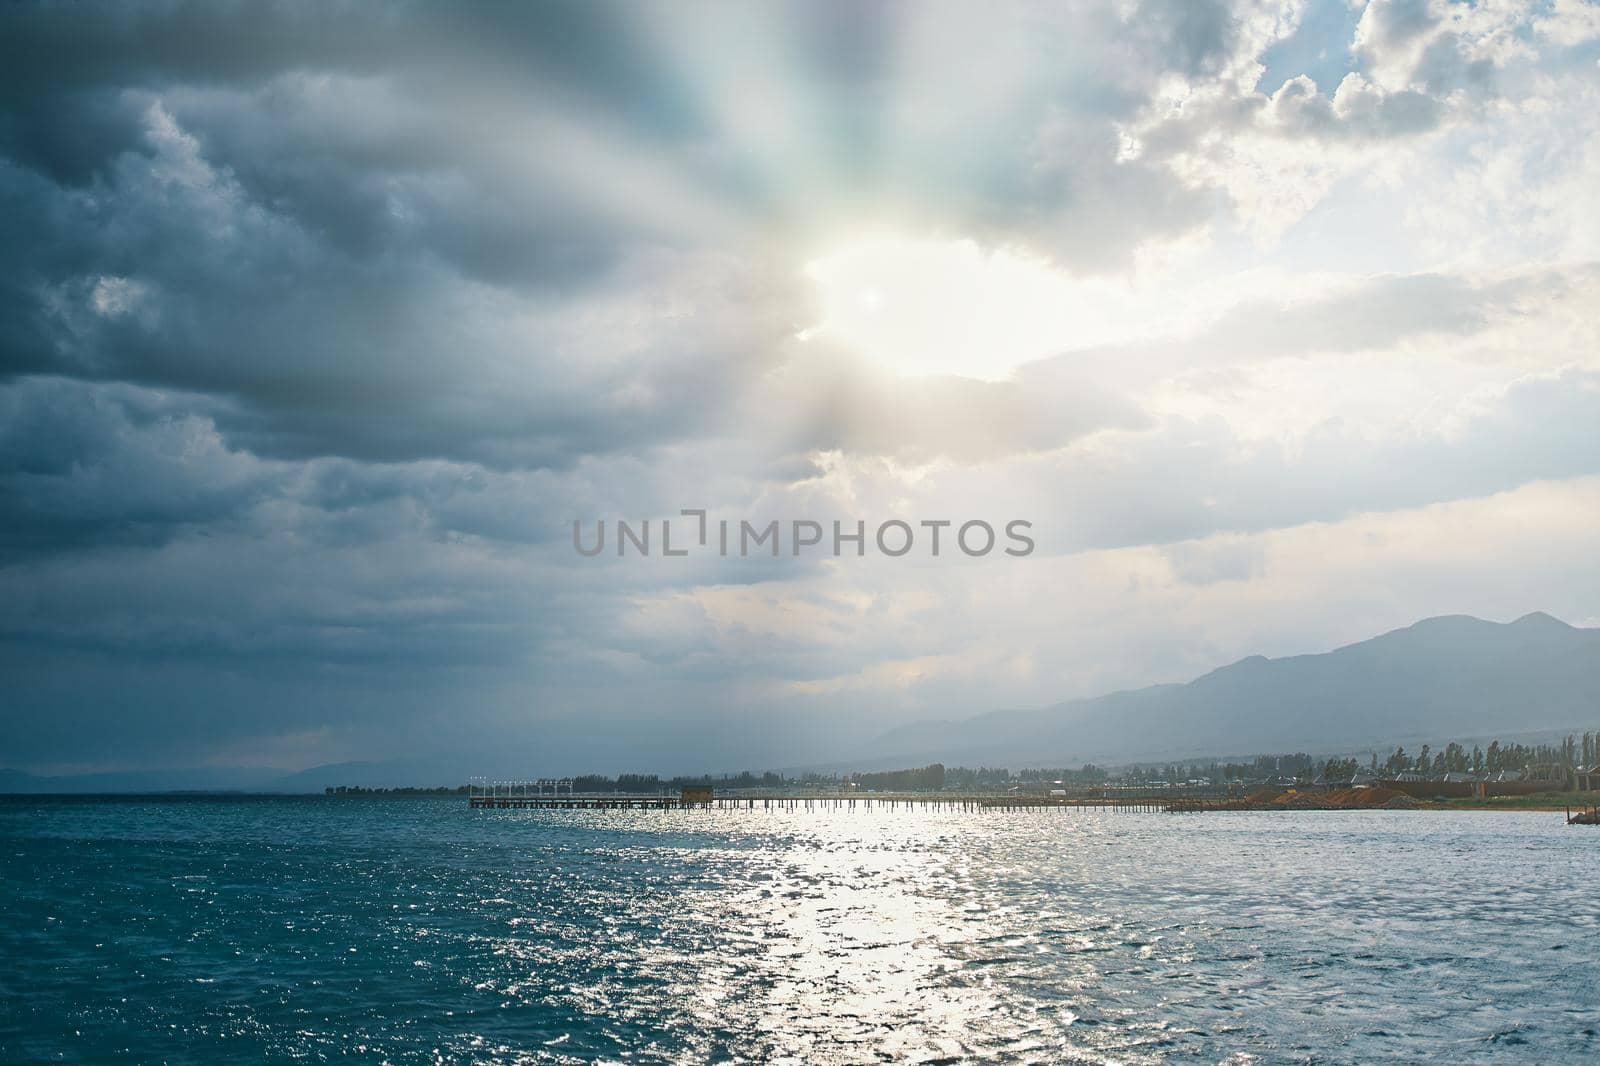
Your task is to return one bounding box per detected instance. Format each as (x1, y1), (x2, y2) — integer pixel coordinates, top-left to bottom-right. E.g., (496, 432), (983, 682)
(801, 235), (1127, 381)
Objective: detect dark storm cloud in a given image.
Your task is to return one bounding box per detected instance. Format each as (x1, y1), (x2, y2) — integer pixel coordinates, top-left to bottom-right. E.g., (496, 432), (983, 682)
(0, 2), (709, 173)
(0, 120), (801, 467)
(0, 0), (801, 473)
(0, 377), (272, 556)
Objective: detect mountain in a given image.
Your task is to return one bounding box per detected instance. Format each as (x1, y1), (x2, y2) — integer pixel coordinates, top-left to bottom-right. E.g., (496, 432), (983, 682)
(0, 760), (464, 795)
(0, 765), (284, 794)
(864, 613), (1600, 766)
(7, 613), (1597, 790)
(259, 759), (468, 793)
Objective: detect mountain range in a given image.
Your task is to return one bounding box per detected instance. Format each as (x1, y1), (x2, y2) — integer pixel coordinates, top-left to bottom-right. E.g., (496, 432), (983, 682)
(4, 612), (1597, 791)
(861, 612), (1600, 767)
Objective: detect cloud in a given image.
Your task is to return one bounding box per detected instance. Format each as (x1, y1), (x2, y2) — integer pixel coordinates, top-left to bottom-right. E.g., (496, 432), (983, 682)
(1, 108), (807, 465)
(0, 377), (276, 556)
(1, 1), (1597, 775)
(1267, 73), (1443, 139)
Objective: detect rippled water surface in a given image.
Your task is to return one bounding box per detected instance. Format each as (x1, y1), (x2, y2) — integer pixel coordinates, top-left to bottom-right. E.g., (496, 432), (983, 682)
(1, 796), (1596, 1063)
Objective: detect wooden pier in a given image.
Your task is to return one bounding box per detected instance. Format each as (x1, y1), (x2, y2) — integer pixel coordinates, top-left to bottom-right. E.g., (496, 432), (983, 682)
(467, 789), (1186, 813)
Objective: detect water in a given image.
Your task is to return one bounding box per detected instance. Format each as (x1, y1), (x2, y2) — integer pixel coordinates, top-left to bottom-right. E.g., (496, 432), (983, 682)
(1, 797), (1595, 1064)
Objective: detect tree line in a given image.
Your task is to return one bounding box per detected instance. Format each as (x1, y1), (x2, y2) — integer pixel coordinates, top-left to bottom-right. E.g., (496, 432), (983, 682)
(1110, 731), (1600, 786)
(1369, 732), (1598, 778)
(329, 732), (1600, 795)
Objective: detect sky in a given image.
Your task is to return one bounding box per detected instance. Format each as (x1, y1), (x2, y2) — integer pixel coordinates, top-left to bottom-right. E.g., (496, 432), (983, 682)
(3, 0), (1599, 778)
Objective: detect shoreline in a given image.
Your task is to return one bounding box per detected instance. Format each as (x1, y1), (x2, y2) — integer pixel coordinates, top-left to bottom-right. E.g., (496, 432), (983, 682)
(1193, 802), (1583, 813)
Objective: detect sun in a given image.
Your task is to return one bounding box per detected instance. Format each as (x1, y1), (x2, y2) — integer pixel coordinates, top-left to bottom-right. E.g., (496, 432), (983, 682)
(800, 234), (1119, 381)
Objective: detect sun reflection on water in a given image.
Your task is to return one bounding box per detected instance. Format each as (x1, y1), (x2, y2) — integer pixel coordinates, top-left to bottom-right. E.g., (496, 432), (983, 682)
(3, 799), (1598, 1064)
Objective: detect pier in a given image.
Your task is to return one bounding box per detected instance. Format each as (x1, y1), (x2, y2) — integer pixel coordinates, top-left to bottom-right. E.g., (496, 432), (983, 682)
(467, 782), (1186, 813)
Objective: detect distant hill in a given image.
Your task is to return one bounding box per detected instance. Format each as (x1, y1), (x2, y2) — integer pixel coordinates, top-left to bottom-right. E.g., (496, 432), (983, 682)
(258, 759), (468, 793)
(863, 613), (1600, 766)
(0, 760), (462, 795)
(0, 765), (283, 794)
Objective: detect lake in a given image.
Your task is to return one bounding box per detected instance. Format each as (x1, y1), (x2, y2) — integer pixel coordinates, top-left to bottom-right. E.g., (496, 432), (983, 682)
(1, 796), (1595, 1063)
